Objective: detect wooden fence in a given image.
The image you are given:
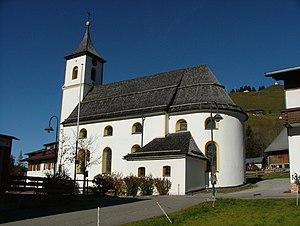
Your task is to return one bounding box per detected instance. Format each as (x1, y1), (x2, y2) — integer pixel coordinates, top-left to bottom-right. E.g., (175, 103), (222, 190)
(4, 175), (75, 195)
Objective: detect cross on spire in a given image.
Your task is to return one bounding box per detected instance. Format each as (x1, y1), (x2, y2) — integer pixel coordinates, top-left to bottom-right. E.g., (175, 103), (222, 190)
(86, 12), (91, 26)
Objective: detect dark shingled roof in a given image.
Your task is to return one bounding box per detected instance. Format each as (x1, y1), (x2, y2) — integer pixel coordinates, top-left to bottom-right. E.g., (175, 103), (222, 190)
(64, 64), (246, 124)
(65, 24), (106, 63)
(124, 132), (206, 160)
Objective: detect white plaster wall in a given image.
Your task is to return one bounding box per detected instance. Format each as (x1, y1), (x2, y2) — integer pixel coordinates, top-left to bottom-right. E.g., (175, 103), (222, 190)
(64, 56), (86, 86)
(26, 166), (53, 178)
(143, 115), (166, 144)
(61, 88), (82, 123)
(169, 112), (245, 187)
(285, 89), (300, 108)
(217, 114), (245, 187)
(60, 111), (245, 189)
(61, 55), (87, 123)
(289, 134), (300, 183)
(83, 56), (104, 85)
(60, 114), (166, 181)
(126, 158), (187, 195)
(61, 55), (103, 123)
(185, 157), (207, 193)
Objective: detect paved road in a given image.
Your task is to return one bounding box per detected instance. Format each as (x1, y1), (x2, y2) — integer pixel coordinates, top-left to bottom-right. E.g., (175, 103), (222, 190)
(219, 178), (294, 199)
(1, 178), (296, 226)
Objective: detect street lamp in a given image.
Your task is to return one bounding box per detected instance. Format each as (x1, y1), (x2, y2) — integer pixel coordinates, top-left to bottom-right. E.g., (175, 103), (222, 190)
(209, 102), (223, 201)
(45, 115), (59, 176)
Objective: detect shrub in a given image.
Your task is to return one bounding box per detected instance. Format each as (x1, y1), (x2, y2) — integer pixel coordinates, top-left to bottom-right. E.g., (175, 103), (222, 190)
(111, 172), (125, 197)
(44, 172), (74, 195)
(124, 175), (140, 197)
(92, 174), (114, 196)
(139, 175), (154, 196)
(154, 177), (172, 195)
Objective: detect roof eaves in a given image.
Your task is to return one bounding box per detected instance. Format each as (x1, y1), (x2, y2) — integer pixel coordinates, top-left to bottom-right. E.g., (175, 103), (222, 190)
(265, 65), (300, 77)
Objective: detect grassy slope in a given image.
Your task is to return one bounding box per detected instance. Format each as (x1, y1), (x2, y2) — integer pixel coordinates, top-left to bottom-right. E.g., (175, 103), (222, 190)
(125, 199), (300, 226)
(230, 85), (285, 151)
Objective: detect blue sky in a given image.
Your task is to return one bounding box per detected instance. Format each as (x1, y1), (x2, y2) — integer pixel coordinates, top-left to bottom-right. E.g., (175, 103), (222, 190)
(1, 0), (300, 158)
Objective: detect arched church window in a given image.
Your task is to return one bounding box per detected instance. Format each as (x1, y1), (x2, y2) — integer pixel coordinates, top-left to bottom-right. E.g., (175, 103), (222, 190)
(76, 149), (85, 174)
(72, 66), (78, 80)
(176, 119), (187, 132)
(79, 128), (87, 139)
(102, 147), (112, 175)
(206, 142), (219, 171)
(163, 165), (171, 177)
(132, 122), (143, 134)
(91, 68), (96, 82)
(205, 117), (217, 130)
(104, 125), (113, 136)
(131, 144), (140, 153)
(138, 167), (145, 177)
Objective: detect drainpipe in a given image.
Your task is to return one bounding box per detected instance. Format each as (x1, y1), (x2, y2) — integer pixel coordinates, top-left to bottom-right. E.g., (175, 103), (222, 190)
(141, 115), (145, 147)
(165, 112), (169, 136)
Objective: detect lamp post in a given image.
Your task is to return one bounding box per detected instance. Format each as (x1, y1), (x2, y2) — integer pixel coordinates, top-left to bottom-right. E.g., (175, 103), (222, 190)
(44, 115), (59, 176)
(209, 102), (223, 199)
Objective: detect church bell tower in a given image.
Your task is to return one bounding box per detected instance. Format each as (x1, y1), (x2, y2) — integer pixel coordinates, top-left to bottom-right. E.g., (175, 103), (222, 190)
(60, 20), (106, 123)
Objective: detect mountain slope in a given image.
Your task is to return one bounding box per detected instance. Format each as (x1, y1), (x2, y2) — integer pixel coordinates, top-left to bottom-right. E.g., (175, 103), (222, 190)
(229, 85), (285, 157)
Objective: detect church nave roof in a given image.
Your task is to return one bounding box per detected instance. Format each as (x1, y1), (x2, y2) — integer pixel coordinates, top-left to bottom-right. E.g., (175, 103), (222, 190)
(63, 64), (246, 124)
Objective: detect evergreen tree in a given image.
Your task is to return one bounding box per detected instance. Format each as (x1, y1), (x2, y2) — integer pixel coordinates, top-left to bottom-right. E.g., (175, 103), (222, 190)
(10, 150), (27, 176)
(245, 125), (265, 158)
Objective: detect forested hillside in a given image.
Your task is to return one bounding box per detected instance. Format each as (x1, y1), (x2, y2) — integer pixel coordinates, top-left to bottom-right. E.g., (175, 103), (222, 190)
(229, 85), (285, 157)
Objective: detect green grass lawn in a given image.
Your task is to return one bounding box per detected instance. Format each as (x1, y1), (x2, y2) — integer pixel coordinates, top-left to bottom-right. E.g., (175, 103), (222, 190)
(124, 199), (300, 226)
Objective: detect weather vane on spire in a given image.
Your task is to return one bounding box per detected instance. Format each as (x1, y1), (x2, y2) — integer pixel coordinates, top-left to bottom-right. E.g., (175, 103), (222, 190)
(86, 12), (91, 26)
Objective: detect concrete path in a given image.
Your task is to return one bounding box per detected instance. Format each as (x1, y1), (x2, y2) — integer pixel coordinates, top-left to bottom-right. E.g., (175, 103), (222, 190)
(1, 178), (296, 226)
(218, 178), (294, 199)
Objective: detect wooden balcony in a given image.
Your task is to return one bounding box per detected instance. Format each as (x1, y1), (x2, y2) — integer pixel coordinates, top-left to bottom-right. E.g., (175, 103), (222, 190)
(281, 107), (300, 125)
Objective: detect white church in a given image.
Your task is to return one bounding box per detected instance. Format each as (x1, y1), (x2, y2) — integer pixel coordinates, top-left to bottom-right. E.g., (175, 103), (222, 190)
(58, 21), (248, 195)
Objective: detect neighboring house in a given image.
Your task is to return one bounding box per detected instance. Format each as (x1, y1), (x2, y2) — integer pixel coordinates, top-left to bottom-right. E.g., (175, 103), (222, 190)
(264, 128), (289, 170)
(58, 20), (248, 195)
(0, 134), (18, 193)
(245, 109), (264, 117)
(245, 157), (265, 170)
(265, 66), (300, 192)
(23, 142), (58, 177)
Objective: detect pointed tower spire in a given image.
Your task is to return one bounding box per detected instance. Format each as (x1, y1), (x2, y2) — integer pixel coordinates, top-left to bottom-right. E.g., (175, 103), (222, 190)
(61, 18), (106, 122)
(65, 19), (106, 63)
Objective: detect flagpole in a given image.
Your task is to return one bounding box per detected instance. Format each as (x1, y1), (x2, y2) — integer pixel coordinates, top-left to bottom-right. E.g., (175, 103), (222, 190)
(73, 63), (84, 193)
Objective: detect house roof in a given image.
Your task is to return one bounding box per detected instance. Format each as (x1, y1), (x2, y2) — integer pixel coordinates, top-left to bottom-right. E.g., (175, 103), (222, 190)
(124, 131), (207, 160)
(22, 149), (57, 163)
(0, 134), (19, 140)
(245, 157), (264, 164)
(23, 142), (58, 163)
(65, 21), (106, 63)
(265, 65), (300, 80)
(264, 128), (288, 153)
(63, 64), (246, 124)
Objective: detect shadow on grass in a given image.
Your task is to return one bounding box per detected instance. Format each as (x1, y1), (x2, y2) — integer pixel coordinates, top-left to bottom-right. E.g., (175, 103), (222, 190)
(0, 194), (147, 224)
(246, 177), (264, 184)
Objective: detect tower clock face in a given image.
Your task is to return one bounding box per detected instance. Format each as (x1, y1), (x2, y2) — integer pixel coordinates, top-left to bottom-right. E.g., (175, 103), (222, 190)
(92, 59), (97, 66)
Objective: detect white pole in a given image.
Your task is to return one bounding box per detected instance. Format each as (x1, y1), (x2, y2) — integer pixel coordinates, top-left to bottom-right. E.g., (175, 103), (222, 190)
(97, 207), (100, 226)
(157, 202), (172, 224)
(76, 64), (84, 136)
(74, 64), (84, 176)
